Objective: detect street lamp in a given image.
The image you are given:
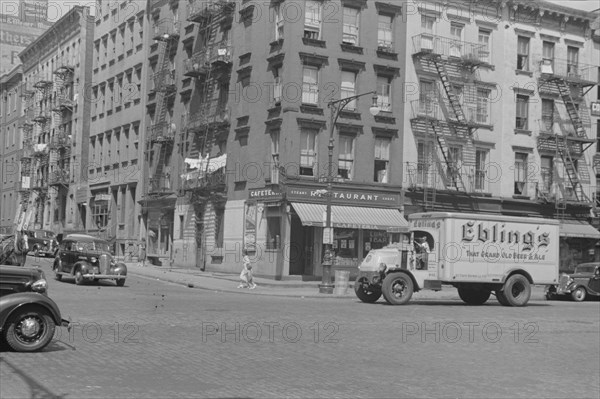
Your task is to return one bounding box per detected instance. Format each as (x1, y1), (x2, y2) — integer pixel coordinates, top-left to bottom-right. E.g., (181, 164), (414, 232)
(319, 91), (381, 294)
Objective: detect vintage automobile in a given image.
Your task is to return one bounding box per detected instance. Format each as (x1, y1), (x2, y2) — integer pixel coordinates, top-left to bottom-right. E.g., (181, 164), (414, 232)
(24, 230), (59, 258)
(53, 234), (127, 286)
(545, 262), (600, 302)
(0, 265), (69, 352)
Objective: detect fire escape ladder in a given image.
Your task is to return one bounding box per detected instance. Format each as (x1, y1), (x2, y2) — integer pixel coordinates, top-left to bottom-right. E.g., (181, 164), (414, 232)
(558, 136), (588, 203)
(556, 79), (586, 138)
(553, 161), (566, 219)
(433, 59), (467, 124)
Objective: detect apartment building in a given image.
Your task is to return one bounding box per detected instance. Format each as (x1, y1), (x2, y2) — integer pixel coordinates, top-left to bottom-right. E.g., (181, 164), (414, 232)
(0, 66), (23, 234)
(17, 5), (94, 237)
(87, 0), (147, 258)
(401, 0), (600, 271)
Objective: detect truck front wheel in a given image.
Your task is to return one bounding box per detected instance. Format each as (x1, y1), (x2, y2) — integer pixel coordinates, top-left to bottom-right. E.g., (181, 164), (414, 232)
(354, 277), (381, 303)
(501, 274), (531, 307)
(458, 288), (491, 305)
(382, 273), (413, 305)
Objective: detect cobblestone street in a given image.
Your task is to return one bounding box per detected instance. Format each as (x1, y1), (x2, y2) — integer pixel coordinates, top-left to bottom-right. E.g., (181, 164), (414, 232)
(1, 257), (599, 399)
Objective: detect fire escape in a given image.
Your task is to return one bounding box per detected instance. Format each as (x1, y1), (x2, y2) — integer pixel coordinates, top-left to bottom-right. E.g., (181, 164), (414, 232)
(18, 82), (36, 206)
(49, 60), (74, 191)
(182, 0), (234, 203)
(146, 18), (180, 196)
(537, 58), (597, 217)
(410, 34), (495, 210)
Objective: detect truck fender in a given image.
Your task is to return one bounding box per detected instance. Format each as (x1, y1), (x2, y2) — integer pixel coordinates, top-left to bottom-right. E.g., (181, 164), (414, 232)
(498, 269), (533, 290)
(0, 293), (63, 331)
(385, 269), (421, 291)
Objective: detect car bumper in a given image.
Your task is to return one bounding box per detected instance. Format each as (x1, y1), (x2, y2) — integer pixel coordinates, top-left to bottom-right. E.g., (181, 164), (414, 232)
(82, 273), (126, 280)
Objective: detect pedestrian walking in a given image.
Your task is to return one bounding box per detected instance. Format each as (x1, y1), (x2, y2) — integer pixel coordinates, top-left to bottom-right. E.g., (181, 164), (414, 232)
(238, 249), (257, 289)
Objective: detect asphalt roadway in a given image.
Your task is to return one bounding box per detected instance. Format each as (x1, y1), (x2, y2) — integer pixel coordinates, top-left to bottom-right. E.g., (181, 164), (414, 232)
(1, 256), (598, 399)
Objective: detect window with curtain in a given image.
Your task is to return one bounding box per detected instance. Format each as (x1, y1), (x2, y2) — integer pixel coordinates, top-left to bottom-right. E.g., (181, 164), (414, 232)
(540, 156), (553, 193)
(541, 99), (554, 132)
(342, 7), (360, 45)
(417, 141), (432, 186)
(304, 1), (322, 39)
(447, 146), (462, 185)
(516, 95), (529, 129)
(420, 15), (435, 51)
(475, 148), (488, 191)
(517, 36), (529, 71)
(378, 14), (392, 49)
(377, 75), (391, 112)
(514, 152), (528, 195)
(338, 135), (355, 180)
(567, 46), (579, 77)
(374, 137), (390, 183)
(300, 129), (317, 176)
(450, 22), (463, 57)
(302, 66), (318, 105)
(476, 89), (489, 124)
(542, 41), (555, 71)
(341, 71), (357, 110)
(478, 29), (491, 63)
(273, 66), (282, 104)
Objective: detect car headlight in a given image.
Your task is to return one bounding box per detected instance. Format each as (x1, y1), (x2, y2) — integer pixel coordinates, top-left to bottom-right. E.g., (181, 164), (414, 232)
(379, 263), (387, 273)
(43, 240), (48, 245)
(31, 279), (48, 293)
(90, 257), (98, 263)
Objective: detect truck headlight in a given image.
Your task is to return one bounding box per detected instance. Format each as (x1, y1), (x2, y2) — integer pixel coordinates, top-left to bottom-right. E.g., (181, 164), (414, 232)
(90, 257), (98, 263)
(379, 263), (387, 273)
(31, 279), (48, 293)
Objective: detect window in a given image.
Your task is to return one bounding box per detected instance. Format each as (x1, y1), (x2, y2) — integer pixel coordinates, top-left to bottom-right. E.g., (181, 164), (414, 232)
(128, 20), (134, 52)
(514, 153), (528, 195)
(516, 95), (529, 130)
(378, 14), (393, 49)
(420, 15), (436, 50)
(541, 99), (554, 132)
(342, 7), (360, 45)
(419, 80), (435, 114)
(215, 208), (224, 247)
(476, 89), (490, 124)
(540, 156), (553, 193)
(302, 66), (318, 105)
(102, 36), (108, 61)
(338, 135), (355, 180)
(567, 46), (579, 77)
(377, 75), (392, 112)
(516, 36), (529, 71)
(597, 122), (600, 152)
(275, 4), (284, 40)
(270, 131), (280, 183)
(450, 22), (463, 57)
(478, 29), (491, 63)
(110, 31), (116, 56)
(417, 141), (432, 185)
(300, 129), (317, 176)
(542, 41), (555, 71)
(120, 187), (126, 224)
(340, 71), (357, 110)
(94, 41), (100, 64)
(304, 1), (322, 39)
(374, 137), (390, 183)
(475, 149), (488, 191)
(447, 146), (462, 184)
(93, 200), (110, 229)
(179, 215), (184, 239)
(273, 66), (282, 104)
(266, 215), (281, 250)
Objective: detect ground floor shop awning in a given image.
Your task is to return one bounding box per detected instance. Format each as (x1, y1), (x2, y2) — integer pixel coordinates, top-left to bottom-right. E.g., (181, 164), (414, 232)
(560, 220), (600, 240)
(291, 203), (409, 233)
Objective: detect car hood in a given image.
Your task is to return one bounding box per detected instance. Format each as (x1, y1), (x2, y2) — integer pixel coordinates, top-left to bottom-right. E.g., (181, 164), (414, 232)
(0, 266), (44, 280)
(565, 273), (594, 279)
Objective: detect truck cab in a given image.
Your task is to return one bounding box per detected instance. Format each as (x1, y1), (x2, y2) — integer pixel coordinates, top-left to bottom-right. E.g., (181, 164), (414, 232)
(355, 212), (559, 307)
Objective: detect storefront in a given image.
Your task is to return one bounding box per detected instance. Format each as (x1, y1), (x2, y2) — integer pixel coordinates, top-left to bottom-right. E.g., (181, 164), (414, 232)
(559, 220), (600, 273)
(242, 183), (408, 279)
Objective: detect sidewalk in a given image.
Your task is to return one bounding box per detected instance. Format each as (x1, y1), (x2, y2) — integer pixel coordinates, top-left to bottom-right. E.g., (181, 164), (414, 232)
(125, 262), (476, 300)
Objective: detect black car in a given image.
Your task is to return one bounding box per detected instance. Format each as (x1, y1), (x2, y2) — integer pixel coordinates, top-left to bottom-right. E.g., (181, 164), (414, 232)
(546, 262), (600, 302)
(53, 234), (127, 286)
(0, 265), (69, 352)
(24, 230), (59, 258)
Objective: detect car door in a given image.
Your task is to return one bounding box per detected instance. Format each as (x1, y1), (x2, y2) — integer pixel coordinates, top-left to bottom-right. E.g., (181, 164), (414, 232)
(588, 267), (600, 295)
(62, 240), (76, 273)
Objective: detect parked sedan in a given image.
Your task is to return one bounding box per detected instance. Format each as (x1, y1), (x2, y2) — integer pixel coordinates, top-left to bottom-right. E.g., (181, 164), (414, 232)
(0, 265), (69, 352)
(545, 262), (600, 302)
(24, 230), (59, 258)
(53, 234), (127, 286)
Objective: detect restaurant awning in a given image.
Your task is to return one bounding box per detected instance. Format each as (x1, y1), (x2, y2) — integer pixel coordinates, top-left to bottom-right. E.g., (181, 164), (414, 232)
(291, 202), (409, 233)
(560, 220), (600, 240)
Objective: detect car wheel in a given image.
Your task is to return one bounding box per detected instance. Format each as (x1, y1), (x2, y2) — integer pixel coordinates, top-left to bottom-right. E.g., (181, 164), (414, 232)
(571, 287), (587, 302)
(501, 274), (531, 307)
(74, 270), (84, 285)
(354, 277), (381, 303)
(496, 290), (510, 306)
(53, 262), (62, 281)
(4, 307), (55, 352)
(116, 278), (126, 287)
(381, 273), (413, 305)
(458, 288), (491, 305)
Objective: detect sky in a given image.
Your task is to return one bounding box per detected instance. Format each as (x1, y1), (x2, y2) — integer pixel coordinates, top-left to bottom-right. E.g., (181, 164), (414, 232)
(546, 1), (600, 12)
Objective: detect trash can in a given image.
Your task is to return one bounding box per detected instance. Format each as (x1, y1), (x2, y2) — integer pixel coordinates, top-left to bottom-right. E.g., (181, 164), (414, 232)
(333, 270), (350, 295)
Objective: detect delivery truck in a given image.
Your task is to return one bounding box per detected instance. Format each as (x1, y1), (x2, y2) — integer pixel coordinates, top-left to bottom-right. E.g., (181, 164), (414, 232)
(354, 212), (560, 306)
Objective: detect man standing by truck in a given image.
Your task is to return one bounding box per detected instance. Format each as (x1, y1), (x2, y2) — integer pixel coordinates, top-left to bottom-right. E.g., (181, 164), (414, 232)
(414, 236), (430, 270)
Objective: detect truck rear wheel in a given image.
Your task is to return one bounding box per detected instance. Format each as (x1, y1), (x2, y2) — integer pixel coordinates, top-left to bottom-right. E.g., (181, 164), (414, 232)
(354, 277), (381, 303)
(495, 290), (510, 306)
(458, 288), (491, 305)
(382, 273), (413, 305)
(501, 274), (531, 307)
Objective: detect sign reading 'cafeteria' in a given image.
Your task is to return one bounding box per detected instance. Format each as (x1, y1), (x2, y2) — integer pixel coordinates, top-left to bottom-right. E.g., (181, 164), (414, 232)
(287, 186), (401, 207)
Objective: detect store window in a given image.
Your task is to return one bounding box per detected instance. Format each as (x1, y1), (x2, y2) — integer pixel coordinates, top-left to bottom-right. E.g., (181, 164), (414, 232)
(266, 215), (281, 250)
(363, 230), (388, 252)
(333, 229), (358, 259)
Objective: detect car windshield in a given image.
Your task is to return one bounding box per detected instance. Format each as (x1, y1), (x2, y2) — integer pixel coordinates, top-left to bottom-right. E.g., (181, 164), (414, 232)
(35, 231), (55, 238)
(575, 265), (597, 274)
(76, 241), (111, 252)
